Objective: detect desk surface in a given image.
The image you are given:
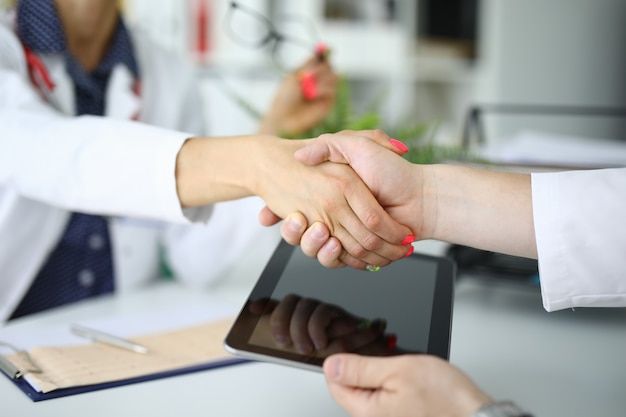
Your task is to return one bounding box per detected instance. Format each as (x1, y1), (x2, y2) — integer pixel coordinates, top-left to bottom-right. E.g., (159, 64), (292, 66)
(2, 256), (626, 417)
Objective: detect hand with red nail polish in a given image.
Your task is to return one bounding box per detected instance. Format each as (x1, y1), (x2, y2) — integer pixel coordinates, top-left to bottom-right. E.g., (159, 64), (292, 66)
(258, 54), (339, 136)
(276, 130), (422, 268)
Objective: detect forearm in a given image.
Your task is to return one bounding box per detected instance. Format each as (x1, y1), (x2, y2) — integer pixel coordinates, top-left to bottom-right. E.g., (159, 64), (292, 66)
(175, 135), (274, 207)
(424, 164), (538, 258)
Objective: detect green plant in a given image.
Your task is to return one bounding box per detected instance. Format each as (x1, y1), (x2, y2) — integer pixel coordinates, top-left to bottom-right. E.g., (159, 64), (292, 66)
(223, 76), (472, 164)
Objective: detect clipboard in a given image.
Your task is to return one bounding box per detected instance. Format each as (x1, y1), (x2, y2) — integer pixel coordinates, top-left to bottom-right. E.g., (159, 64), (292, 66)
(0, 312), (247, 402)
(2, 356), (246, 402)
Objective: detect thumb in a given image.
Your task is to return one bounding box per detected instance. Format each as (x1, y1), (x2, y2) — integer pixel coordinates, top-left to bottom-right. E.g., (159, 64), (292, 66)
(293, 134), (342, 166)
(323, 353), (387, 389)
(294, 131), (408, 166)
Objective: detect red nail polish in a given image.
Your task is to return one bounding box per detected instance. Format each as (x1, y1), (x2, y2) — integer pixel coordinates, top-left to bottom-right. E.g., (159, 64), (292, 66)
(405, 246), (414, 258)
(299, 72), (317, 100)
(389, 139), (409, 153)
(386, 334), (397, 350)
(401, 235), (416, 245)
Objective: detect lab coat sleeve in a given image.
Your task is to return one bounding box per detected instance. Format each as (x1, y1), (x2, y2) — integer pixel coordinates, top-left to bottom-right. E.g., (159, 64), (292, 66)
(531, 168), (626, 311)
(0, 29), (199, 224)
(162, 197), (282, 289)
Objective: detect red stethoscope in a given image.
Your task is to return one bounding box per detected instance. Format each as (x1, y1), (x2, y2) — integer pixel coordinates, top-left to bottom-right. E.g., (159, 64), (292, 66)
(22, 44), (61, 109)
(22, 44), (141, 119)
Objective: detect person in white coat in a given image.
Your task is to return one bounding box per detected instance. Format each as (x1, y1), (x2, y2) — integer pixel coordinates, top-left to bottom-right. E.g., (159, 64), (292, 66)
(0, 1), (415, 321)
(277, 130), (626, 417)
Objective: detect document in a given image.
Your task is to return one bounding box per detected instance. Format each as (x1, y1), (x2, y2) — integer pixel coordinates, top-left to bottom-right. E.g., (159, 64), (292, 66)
(0, 304), (244, 401)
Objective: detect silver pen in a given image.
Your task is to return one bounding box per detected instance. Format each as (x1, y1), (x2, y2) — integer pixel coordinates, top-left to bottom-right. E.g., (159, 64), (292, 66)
(71, 324), (149, 354)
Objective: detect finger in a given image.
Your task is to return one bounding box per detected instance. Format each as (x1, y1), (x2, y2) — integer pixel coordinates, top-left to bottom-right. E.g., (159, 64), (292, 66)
(299, 222), (330, 257)
(308, 303), (344, 350)
(313, 237), (345, 267)
(269, 294), (301, 347)
(337, 178), (413, 262)
(298, 71), (317, 100)
(290, 298), (319, 354)
(280, 213), (308, 246)
(353, 334), (399, 356)
(323, 353), (391, 389)
(344, 190), (414, 259)
(295, 131), (407, 166)
(325, 320), (388, 355)
(258, 205), (282, 226)
(337, 129), (408, 155)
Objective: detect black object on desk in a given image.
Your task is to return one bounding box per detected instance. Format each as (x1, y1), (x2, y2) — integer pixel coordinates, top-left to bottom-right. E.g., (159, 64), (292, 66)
(462, 103), (626, 148)
(446, 244), (540, 286)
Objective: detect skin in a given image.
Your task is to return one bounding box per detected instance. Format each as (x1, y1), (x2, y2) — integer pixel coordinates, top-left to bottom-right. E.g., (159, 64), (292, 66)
(175, 135), (413, 266)
(259, 130), (415, 269)
(54, 0), (118, 72)
(279, 130), (537, 417)
(323, 353), (492, 417)
(282, 130), (537, 268)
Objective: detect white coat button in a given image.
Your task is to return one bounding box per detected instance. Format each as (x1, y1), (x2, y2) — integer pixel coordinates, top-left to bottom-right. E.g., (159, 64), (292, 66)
(78, 269), (96, 288)
(88, 234), (105, 250)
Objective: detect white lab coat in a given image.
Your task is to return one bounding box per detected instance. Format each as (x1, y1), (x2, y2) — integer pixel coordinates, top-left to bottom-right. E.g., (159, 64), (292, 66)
(532, 168), (626, 311)
(0, 15), (280, 321)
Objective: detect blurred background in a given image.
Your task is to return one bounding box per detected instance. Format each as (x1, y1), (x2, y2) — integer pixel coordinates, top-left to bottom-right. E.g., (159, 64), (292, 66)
(121, 0), (626, 163)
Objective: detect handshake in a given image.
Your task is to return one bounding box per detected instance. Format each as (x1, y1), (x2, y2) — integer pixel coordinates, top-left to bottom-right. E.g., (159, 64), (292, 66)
(257, 129), (427, 272)
(178, 128), (536, 269)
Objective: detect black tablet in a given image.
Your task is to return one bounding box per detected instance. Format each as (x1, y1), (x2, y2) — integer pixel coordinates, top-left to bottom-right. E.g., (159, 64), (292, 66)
(224, 239), (455, 372)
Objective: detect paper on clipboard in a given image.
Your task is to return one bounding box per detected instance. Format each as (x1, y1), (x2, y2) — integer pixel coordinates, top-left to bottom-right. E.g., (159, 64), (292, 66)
(0, 304), (245, 401)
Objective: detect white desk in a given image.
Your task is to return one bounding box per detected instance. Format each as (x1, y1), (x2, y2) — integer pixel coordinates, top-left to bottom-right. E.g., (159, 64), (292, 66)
(2, 259), (626, 416)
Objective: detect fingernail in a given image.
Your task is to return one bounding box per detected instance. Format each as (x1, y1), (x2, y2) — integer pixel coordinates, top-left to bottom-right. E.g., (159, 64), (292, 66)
(286, 215), (305, 233)
(366, 265), (381, 272)
(405, 246), (415, 257)
(372, 319), (387, 331)
(274, 335), (289, 347)
(402, 234), (416, 245)
(315, 42), (329, 58)
(326, 356), (342, 379)
(386, 334), (398, 350)
(356, 319), (371, 329)
(389, 139), (409, 153)
(312, 222), (327, 239)
(299, 72), (317, 100)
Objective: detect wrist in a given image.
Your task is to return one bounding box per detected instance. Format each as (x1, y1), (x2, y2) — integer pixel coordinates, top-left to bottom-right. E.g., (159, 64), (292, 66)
(418, 164), (439, 240)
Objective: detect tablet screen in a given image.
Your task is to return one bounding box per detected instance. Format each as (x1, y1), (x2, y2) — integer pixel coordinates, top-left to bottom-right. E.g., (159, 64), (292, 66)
(225, 240), (455, 371)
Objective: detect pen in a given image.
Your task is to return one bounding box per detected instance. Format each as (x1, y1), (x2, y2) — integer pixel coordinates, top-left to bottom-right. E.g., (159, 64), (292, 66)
(71, 324), (149, 354)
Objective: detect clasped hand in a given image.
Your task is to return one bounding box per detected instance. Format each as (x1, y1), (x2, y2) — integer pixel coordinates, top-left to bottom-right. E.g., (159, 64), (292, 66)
(261, 129), (423, 270)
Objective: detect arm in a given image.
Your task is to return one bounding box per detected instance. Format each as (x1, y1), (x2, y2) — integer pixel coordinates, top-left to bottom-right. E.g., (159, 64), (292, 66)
(285, 131), (537, 267)
(174, 135), (412, 267)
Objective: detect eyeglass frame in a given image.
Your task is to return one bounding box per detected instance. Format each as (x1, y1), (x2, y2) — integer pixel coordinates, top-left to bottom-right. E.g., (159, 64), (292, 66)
(223, 1), (326, 72)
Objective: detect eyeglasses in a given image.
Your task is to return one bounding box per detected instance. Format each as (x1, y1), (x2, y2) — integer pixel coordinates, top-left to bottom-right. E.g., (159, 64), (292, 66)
(224, 1), (327, 73)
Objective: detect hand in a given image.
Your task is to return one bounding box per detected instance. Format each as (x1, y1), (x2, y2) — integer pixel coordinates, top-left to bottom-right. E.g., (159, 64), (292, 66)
(268, 129), (424, 268)
(258, 54), (338, 136)
(248, 295), (395, 357)
(323, 353), (492, 417)
(177, 135), (413, 268)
